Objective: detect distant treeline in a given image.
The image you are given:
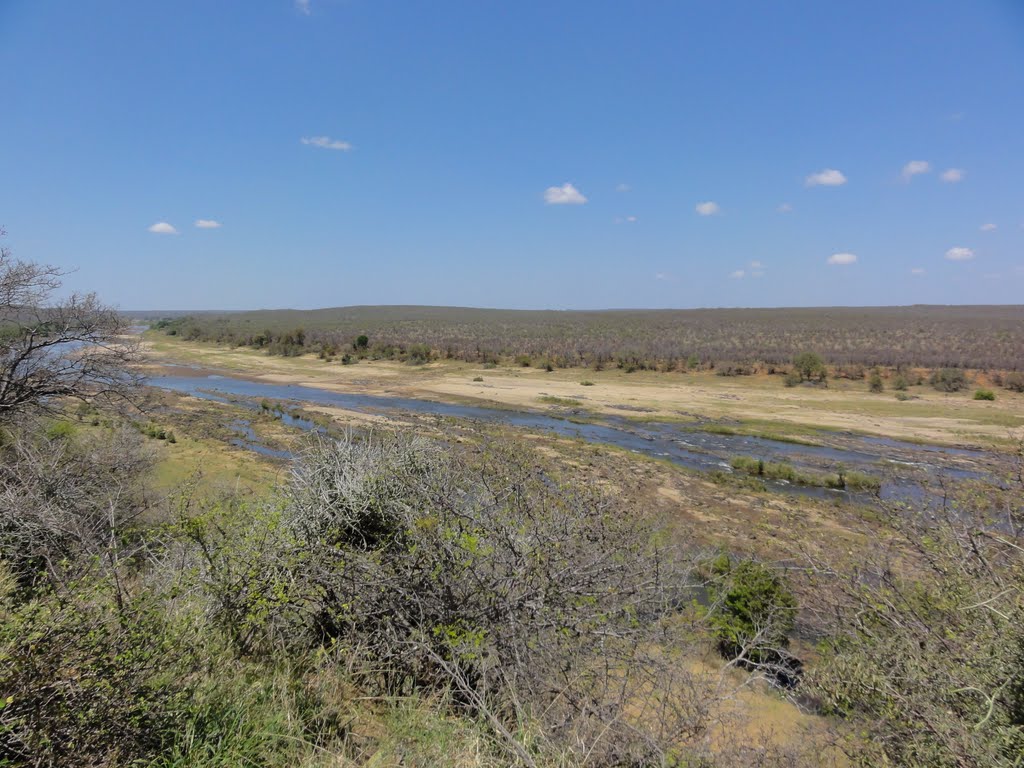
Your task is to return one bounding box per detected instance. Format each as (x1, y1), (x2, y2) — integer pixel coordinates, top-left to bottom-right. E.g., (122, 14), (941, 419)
(151, 304), (1024, 371)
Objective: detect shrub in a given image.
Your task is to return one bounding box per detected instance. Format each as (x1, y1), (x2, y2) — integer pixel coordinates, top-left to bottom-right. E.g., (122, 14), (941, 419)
(930, 368), (968, 392)
(580, 380), (594, 386)
(809, 482), (1024, 767)
(710, 559), (798, 682)
(868, 371), (884, 393)
(354, 334), (369, 350)
(406, 343), (432, 365)
(895, 391), (912, 401)
(783, 371), (801, 388)
(1004, 372), (1024, 393)
(974, 389), (996, 401)
(892, 374), (909, 391)
(44, 420), (77, 441)
(730, 455), (764, 475)
(472, 376), (483, 382)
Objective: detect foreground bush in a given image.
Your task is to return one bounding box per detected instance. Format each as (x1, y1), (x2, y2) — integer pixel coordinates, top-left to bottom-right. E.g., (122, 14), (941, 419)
(271, 433), (709, 762)
(0, 574), (192, 766)
(808, 477), (1024, 767)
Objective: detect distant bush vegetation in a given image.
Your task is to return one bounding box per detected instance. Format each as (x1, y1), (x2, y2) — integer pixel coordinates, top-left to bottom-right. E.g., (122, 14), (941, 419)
(148, 304), (1024, 371)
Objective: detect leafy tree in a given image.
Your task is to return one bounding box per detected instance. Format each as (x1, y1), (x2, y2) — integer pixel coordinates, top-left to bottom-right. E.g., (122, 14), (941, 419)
(792, 351), (826, 383)
(355, 334), (369, 350)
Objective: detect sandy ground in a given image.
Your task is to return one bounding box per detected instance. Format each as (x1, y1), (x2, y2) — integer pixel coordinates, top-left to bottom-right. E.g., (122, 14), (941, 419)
(143, 336), (1024, 449)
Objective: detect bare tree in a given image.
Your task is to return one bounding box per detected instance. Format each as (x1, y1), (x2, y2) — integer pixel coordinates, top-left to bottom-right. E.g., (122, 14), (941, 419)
(0, 229), (140, 420)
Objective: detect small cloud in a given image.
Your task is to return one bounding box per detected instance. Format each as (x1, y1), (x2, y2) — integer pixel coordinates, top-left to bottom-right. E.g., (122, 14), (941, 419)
(616, 183), (631, 192)
(749, 260), (763, 269)
(940, 168), (965, 183)
(947, 112), (964, 122)
(805, 168), (847, 187)
(827, 252), (857, 265)
(544, 183), (587, 205)
(195, 219), (221, 229)
(695, 201), (721, 216)
(655, 272), (676, 282)
(729, 269), (745, 279)
(980, 222), (996, 232)
(295, 0), (311, 14)
(777, 202), (793, 213)
(626, 215), (637, 223)
(945, 246), (974, 261)
(910, 267), (926, 275)
(901, 160), (930, 181)
(147, 221), (178, 235)
(301, 135), (353, 151)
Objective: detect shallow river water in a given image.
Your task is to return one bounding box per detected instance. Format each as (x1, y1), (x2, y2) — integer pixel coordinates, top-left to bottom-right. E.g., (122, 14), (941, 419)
(149, 371), (1001, 506)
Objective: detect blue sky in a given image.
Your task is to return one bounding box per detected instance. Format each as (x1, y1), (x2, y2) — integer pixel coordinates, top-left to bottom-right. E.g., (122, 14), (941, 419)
(1, 0), (1023, 310)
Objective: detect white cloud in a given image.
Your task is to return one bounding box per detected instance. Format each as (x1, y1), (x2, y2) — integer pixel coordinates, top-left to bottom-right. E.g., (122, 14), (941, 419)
(544, 183), (587, 205)
(295, 0), (311, 14)
(749, 260), (763, 269)
(616, 183), (631, 192)
(695, 201), (721, 216)
(827, 252), (857, 265)
(655, 272), (675, 282)
(911, 267), (926, 275)
(980, 222), (996, 232)
(301, 135), (352, 151)
(901, 160), (930, 180)
(940, 168), (965, 183)
(777, 202), (793, 213)
(805, 168), (847, 187)
(148, 221), (178, 235)
(195, 219), (221, 229)
(729, 269), (745, 279)
(613, 215), (638, 224)
(945, 246), (974, 261)
(626, 215), (637, 223)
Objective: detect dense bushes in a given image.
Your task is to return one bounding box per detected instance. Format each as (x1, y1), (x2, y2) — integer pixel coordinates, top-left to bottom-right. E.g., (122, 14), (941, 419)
(271, 434), (708, 761)
(0, 577), (193, 766)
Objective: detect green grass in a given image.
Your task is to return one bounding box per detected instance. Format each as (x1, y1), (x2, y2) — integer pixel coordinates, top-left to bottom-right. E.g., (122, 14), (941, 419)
(538, 395), (585, 407)
(729, 455), (881, 492)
